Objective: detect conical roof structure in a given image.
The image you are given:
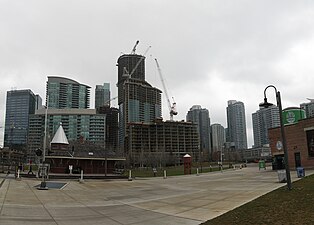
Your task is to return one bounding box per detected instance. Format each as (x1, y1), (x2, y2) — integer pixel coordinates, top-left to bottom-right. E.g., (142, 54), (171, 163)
(51, 123), (69, 145)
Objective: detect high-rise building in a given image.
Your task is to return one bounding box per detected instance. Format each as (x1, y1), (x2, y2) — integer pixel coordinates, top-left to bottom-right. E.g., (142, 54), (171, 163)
(27, 108), (106, 160)
(116, 53), (162, 149)
(117, 54), (145, 97)
(46, 76), (90, 109)
(35, 95), (43, 110)
(226, 100), (248, 150)
(300, 98), (314, 118)
(211, 123), (225, 154)
(252, 105), (280, 148)
(95, 83), (110, 109)
(97, 106), (119, 153)
(186, 105), (211, 161)
(4, 89), (37, 150)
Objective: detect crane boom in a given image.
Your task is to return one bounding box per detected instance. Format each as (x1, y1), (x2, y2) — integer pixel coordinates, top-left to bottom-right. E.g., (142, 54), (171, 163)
(129, 45), (151, 78)
(104, 96), (118, 106)
(131, 40), (139, 54)
(154, 58), (177, 121)
(155, 59), (172, 111)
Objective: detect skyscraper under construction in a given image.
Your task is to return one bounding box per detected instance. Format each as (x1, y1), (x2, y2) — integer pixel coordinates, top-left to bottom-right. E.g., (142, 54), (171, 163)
(116, 48), (162, 149)
(116, 42), (199, 165)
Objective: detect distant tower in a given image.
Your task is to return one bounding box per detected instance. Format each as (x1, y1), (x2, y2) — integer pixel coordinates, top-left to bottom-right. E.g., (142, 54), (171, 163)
(95, 83), (110, 109)
(116, 53), (161, 149)
(300, 98), (314, 118)
(46, 76), (90, 109)
(211, 123), (225, 155)
(252, 105), (280, 148)
(186, 105), (211, 161)
(226, 100), (248, 150)
(4, 89), (37, 150)
(97, 107), (119, 152)
(35, 95), (43, 110)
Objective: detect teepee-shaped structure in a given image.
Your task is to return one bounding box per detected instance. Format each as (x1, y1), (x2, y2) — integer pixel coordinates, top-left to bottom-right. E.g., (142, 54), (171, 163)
(50, 122), (69, 151)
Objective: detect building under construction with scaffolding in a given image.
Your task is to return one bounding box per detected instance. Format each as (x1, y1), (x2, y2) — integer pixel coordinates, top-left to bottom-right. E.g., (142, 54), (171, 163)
(126, 119), (199, 167)
(116, 52), (162, 149)
(117, 42), (200, 165)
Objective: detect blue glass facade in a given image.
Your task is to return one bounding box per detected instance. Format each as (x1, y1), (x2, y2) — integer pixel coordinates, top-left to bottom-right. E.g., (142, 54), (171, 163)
(28, 109), (105, 160)
(4, 89), (37, 149)
(95, 83), (110, 109)
(46, 76), (90, 109)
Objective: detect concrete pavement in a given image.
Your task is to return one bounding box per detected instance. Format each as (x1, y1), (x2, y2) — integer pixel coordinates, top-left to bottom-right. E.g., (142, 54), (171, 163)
(0, 164), (311, 225)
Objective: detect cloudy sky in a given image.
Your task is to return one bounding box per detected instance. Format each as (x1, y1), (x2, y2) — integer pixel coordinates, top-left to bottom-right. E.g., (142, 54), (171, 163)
(0, 0), (313, 147)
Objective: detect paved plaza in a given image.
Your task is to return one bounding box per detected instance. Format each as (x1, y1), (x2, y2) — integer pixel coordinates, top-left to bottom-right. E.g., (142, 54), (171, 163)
(0, 164), (310, 225)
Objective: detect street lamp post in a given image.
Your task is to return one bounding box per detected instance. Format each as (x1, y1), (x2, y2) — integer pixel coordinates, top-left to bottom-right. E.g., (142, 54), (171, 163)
(39, 96), (49, 190)
(260, 85), (292, 190)
(104, 115), (107, 177)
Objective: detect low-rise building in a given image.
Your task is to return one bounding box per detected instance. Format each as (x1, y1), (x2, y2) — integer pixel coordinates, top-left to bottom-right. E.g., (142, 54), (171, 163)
(268, 117), (314, 170)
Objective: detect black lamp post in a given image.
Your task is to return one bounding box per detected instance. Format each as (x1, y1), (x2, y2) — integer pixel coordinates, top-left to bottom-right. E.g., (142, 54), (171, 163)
(259, 85), (292, 190)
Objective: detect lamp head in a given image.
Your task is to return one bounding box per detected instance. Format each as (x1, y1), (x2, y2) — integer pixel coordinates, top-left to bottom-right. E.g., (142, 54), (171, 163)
(259, 97), (274, 108)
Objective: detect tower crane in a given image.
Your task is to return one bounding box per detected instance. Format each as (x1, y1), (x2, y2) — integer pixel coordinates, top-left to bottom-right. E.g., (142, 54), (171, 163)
(122, 41), (151, 79)
(154, 58), (178, 121)
(104, 96), (118, 106)
(131, 40), (139, 54)
(129, 45), (151, 78)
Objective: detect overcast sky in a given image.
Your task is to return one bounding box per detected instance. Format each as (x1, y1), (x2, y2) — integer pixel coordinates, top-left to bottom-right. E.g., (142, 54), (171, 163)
(1, 0), (313, 147)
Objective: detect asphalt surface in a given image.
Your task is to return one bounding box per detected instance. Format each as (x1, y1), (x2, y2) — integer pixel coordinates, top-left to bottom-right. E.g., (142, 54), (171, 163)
(0, 164), (311, 225)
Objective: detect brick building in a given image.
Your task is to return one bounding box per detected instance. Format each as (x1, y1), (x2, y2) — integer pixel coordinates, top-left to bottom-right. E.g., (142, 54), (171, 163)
(268, 117), (314, 170)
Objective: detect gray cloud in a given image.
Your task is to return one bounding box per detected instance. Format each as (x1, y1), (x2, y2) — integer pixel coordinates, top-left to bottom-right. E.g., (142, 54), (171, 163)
(1, 0), (313, 147)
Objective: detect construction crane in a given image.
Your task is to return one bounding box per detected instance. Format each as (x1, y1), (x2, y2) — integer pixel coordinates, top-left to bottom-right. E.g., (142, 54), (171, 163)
(131, 40), (139, 54)
(104, 96), (118, 106)
(129, 45), (151, 78)
(154, 58), (178, 121)
(122, 41), (151, 80)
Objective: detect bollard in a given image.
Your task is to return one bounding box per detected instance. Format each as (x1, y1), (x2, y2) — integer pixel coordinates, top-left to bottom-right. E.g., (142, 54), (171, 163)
(196, 168), (199, 176)
(163, 170), (167, 179)
(17, 169), (21, 180)
(79, 170), (84, 183)
(128, 170), (133, 181)
(233, 165), (236, 170)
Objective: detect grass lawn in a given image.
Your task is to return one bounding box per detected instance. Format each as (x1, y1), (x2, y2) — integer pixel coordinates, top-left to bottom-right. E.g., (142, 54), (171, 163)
(202, 174), (314, 225)
(124, 163), (230, 177)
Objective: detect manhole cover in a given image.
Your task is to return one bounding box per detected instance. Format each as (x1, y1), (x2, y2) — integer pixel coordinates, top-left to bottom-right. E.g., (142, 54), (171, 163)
(34, 182), (67, 189)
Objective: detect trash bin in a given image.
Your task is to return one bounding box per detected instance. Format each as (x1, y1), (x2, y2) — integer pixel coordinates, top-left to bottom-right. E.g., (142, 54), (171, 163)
(277, 169), (287, 183)
(259, 160), (266, 170)
(296, 167), (305, 178)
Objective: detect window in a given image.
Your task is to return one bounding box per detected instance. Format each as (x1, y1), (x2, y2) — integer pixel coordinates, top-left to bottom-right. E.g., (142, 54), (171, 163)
(306, 129), (314, 157)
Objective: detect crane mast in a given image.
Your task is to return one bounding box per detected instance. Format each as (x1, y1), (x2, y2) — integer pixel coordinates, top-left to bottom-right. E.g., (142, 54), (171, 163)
(154, 58), (177, 121)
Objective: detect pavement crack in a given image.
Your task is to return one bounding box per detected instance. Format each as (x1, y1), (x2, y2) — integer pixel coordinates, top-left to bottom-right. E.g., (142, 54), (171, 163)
(26, 181), (59, 225)
(0, 178), (10, 216)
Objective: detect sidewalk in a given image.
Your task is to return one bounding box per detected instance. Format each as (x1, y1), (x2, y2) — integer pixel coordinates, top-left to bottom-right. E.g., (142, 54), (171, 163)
(0, 165), (311, 225)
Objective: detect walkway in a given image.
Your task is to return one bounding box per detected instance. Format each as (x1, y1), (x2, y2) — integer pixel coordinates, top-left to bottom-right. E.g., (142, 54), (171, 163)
(0, 164), (310, 225)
